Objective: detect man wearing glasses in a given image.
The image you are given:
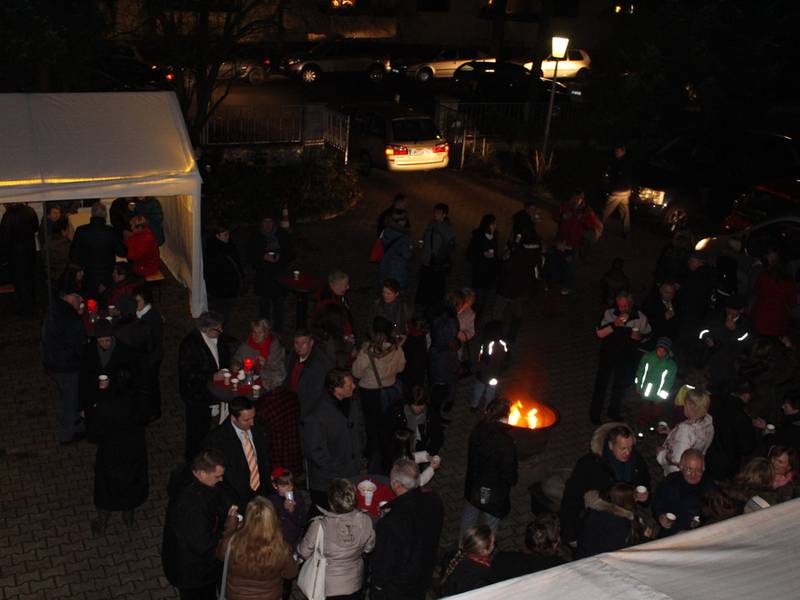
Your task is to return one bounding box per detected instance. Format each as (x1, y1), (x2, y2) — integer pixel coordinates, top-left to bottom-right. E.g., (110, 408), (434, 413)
(178, 311), (239, 461)
(652, 448), (716, 537)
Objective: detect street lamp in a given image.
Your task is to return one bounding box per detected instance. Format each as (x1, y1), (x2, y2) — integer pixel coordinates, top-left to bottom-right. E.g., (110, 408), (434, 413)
(541, 36), (569, 160)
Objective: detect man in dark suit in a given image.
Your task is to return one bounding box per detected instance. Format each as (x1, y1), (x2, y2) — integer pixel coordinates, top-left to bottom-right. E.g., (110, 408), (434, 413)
(69, 201), (126, 297)
(178, 311), (238, 462)
(284, 329), (334, 418)
(205, 396), (271, 509)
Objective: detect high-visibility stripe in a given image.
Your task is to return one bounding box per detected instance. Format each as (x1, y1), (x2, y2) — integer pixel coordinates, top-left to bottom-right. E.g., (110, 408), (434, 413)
(657, 390), (670, 399)
(699, 329), (710, 340)
(657, 369), (669, 396)
(488, 341), (495, 356)
(499, 340), (508, 352)
(644, 383), (653, 397)
(641, 362), (650, 388)
(737, 332), (749, 342)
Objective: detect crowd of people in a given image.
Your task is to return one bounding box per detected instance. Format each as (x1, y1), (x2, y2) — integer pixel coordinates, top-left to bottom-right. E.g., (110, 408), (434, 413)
(20, 156), (800, 600)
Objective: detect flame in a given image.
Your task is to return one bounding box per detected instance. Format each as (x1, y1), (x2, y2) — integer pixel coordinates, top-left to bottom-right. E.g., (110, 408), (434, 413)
(508, 401), (539, 429)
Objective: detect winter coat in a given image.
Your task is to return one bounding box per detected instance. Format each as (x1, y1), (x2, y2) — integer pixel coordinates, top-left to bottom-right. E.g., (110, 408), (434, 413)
(42, 233), (71, 283)
(247, 227), (294, 297)
(133, 197), (165, 246)
(124, 226), (160, 277)
(428, 308), (460, 386)
(596, 306), (651, 362)
(215, 515), (298, 600)
(0, 203), (38, 270)
(498, 243), (542, 299)
(106, 274), (144, 308)
(371, 488), (444, 600)
(233, 335), (287, 392)
(554, 202), (602, 249)
(256, 387), (303, 475)
(652, 471), (716, 537)
(138, 305), (164, 363)
(267, 492), (307, 548)
(312, 285), (355, 338)
(467, 230), (499, 289)
(474, 336), (509, 384)
(41, 298), (87, 373)
(298, 509), (375, 597)
(86, 372), (149, 511)
(369, 297), (413, 336)
(69, 216), (125, 289)
(705, 393), (759, 480)
(641, 291), (680, 344)
(383, 401), (444, 457)
(677, 264), (717, 334)
(300, 393), (365, 491)
(400, 322), (429, 391)
(700, 310), (754, 389)
(420, 218), (455, 270)
(657, 415), (715, 475)
(352, 342), (406, 389)
(560, 422), (650, 543)
(576, 501), (637, 558)
(283, 346), (334, 418)
(204, 236), (244, 299)
(751, 270), (796, 337)
(161, 471), (227, 589)
(463, 420), (518, 518)
(635, 351), (677, 400)
(379, 227), (413, 289)
(78, 339), (140, 411)
(178, 329), (239, 406)
(442, 557), (491, 597)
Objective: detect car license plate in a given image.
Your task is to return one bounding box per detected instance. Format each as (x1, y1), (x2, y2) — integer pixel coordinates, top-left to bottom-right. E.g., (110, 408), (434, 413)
(409, 148), (431, 155)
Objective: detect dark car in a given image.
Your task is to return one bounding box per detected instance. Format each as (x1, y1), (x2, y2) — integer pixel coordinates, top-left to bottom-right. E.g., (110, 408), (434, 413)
(281, 38), (391, 84)
(631, 128), (799, 233)
(81, 56), (173, 91)
(451, 61), (536, 100)
(721, 178), (800, 232)
(217, 44), (274, 85)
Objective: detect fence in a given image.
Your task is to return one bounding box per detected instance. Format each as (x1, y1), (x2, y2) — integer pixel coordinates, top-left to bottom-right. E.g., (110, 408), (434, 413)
(200, 104), (351, 162)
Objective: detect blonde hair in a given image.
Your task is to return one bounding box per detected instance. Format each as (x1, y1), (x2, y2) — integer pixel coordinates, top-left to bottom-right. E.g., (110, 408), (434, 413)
(441, 526), (494, 587)
(230, 497), (290, 571)
(685, 389), (710, 418)
(251, 318), (272, 335)
(129, 215), (149, 228)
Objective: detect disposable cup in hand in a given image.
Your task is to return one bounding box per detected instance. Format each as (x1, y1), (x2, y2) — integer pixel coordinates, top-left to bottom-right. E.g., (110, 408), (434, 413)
(231, 378), (239, 391)
(766, 424), (776, 433)
(286, 491), (294, 502)
(223, 373), (231, 386)
(636, 485), (647, 495)
(431, 455), (441, 468)
(98, 374), (109, 389)
(293, 270), (301, 280)
(251, 384), (261, 398)
(666, 512), (676, 522)
(358, 480), (377, 507)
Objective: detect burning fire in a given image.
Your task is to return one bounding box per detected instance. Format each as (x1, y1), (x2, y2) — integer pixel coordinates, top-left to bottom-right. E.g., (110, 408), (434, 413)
(508, 401), (539, 429)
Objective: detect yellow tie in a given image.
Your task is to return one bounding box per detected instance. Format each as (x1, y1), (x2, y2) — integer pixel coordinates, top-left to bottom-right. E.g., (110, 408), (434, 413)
(241, 432), (260, 492)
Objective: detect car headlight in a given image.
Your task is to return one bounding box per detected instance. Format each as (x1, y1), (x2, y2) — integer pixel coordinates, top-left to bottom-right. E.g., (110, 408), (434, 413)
(637, 187), (666, 206)
(286, 58), (300, 65)
(695, 237), (714, 251)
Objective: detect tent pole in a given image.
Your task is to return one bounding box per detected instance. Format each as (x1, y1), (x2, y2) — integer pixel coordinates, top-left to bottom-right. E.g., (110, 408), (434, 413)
(42, 202), (52, 304)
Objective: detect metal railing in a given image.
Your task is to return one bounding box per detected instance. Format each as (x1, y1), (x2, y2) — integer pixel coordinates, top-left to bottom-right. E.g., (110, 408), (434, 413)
(200, 105), (304, 145)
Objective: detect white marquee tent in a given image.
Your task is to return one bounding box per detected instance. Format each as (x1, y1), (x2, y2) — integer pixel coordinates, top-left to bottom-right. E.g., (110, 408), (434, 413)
(454, 498), (800, 599)
(0, 92), (206, 316)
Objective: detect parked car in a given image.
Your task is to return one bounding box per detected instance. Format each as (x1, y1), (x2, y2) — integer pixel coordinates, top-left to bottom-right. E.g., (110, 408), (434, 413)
(525, 49), (591, 79)
(218, 44), (274, 85)
(450, 62), (577, 104)
(631, 128), (799, 233)
(80, 56), (173, 91)
(721, 178), (800, 232)
(281, 39), (391, 84)
(400, 47), (494, 82)
(347, 104), (449, 173)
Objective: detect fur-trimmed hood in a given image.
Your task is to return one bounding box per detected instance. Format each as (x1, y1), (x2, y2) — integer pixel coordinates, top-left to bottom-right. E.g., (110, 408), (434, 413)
(583, 489), (635, 520)
(590, 421), (632, 455)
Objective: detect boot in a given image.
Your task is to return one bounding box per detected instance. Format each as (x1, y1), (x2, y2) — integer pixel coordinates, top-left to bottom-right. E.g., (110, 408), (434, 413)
(91, 509), (111, 535)
(122, 509), (135, 528)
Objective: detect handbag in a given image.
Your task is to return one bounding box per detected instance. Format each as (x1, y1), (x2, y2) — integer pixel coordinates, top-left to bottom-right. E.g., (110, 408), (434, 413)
(298, 518), (327, 600)
(218, 534), (234, 600)
(368, 233), (385, 263)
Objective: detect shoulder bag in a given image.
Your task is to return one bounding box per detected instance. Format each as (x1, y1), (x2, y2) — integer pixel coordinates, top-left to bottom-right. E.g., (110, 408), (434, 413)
(218, 534), (235, 600)
(368, 352), (402, 413)
(298, 518), (327, 600)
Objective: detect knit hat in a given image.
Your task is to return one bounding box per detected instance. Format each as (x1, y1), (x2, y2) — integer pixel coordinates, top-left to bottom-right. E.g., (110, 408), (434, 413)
(271, 465), (289, 480)
(656, 337), (673, 353)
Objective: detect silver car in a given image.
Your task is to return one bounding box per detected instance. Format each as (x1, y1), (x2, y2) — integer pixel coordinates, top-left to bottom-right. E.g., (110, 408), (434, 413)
(402, 47), (495, 82)
(281, 39), (390, 84)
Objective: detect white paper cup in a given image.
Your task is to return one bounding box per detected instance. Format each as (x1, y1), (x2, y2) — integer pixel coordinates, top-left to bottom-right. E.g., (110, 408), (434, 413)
(666, 512), (677, 522)
(223, 373), (231, 386)
(292, 270), (301, 280)
(231, 378), (239, 391)
(108, 305), (116, 312)
(636, 485), (647, 495)
(286, 491), (294, 502)
(766, 424), (776, 433)
(358, 480), (377, 506)
(98, 374), (109, 389)
(251, 384), (261, 398)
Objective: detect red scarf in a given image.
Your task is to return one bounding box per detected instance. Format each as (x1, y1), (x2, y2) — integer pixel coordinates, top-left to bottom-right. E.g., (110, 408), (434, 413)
(289, 359), (305, 392)
(467, 554), (492, 568)
(247, 333), (274, 367)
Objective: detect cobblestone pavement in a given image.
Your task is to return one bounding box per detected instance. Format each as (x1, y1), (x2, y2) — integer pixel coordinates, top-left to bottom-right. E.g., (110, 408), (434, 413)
(0, 167), (665, 599)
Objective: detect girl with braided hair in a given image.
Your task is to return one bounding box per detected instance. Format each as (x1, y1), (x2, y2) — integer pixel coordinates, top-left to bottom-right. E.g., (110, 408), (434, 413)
(439, 525), (495, 597)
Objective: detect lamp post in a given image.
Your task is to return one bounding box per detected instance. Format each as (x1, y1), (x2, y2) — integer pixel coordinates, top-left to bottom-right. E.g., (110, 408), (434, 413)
(541, 36), (569, 161)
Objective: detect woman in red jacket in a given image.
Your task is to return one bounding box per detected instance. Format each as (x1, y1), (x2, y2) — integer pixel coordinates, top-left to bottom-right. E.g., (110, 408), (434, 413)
(751, 246), (797, 338)
(124, 215), (160, 277)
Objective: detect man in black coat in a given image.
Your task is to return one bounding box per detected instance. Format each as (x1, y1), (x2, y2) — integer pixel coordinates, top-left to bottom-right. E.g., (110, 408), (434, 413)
(78, 320), (139, 412)
(300, 369), (365, 510)
(202, 223), (243, 325)
(0, 202), (39, 314)
(247, 215), (293, 333)
(652, 449), (715, 537)
(69, 202), (126, 297)
(560, 422), (650, 545)
(705, 381), (759, 480)
(772, 395), (800, 453)
(371, 458), (444, 600)
(178, 311), (238, 462)
(205, 396), (271, 509)
(162, 449), (232, 600)
(460, 398), (518, 538)
(676, 252), (717, 350)
(641, 282), (680, 348)
(41, 291), (88, 444)
(284, 330), (334, 418)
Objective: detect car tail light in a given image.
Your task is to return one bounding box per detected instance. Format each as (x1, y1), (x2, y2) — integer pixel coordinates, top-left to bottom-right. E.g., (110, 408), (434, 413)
(433, 142), (449, 153)
(385, 145), (408, 156)
(263, 58), (271, 65)
(165, 72), (175, 81)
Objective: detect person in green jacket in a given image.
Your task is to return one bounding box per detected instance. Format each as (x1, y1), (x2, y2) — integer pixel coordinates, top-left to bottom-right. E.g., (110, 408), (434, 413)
(635, 337), (677, 429)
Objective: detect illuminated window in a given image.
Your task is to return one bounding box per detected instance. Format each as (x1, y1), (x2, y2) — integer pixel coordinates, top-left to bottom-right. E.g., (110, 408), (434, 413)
(331, 0), (356, 8)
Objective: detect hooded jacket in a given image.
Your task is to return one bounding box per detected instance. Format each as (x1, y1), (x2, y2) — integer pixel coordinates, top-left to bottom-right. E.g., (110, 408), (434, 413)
(635, 350), (677, 400)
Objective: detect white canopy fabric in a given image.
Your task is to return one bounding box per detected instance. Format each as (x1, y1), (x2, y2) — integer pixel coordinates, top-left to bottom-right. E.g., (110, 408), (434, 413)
(0, 92), (205, 316)
(454, 498), (800, 599)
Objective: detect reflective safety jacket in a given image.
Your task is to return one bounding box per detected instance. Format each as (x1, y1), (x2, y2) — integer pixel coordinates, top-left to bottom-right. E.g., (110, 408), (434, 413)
(635, 351), (677, 400)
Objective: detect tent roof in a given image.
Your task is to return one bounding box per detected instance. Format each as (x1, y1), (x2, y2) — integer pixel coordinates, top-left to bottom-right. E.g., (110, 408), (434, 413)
(0, 92), (200, 203)
(455, 498), (800, 599)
